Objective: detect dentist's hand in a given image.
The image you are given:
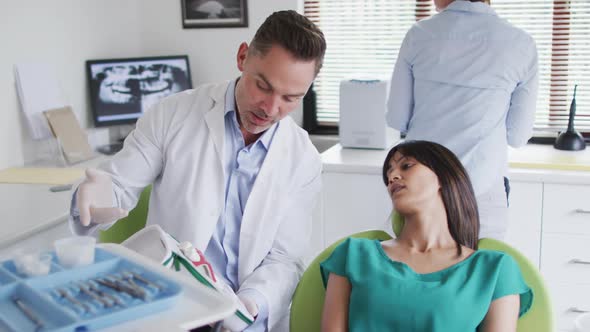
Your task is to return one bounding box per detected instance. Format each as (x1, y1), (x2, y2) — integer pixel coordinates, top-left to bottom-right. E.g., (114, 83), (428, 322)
(220, 294), (259, 331)
(238, 295), (259, 318)
(77, 168), (128, 226)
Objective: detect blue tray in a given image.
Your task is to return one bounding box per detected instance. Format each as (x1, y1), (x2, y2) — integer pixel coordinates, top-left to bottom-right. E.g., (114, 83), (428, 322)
(0, 248), (182, 332)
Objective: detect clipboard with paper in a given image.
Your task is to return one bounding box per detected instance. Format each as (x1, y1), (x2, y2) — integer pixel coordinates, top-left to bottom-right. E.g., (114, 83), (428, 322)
(43, 106), (95, 165)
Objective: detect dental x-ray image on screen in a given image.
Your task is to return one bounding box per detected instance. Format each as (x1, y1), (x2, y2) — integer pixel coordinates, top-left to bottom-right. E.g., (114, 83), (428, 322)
(87, 55), (192, 127)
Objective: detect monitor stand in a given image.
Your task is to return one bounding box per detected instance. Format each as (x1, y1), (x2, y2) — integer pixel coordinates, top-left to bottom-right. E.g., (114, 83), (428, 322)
(97, 124), (134, 155)
(97, 142), (123, 155)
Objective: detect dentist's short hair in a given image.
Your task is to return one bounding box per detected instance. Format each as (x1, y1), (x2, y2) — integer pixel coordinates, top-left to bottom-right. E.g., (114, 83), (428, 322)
(249, 10), (326, 76)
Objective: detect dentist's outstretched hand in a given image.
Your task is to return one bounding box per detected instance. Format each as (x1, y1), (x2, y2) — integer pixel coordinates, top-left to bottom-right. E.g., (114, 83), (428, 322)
(77, 168), (128, 226)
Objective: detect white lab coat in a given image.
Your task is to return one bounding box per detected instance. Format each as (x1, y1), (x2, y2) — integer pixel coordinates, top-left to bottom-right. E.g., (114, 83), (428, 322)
(88, 81), (322, 329)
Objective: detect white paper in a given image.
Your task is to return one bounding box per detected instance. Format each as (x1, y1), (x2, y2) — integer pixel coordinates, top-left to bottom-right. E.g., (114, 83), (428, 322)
(14, 63), (68, 140)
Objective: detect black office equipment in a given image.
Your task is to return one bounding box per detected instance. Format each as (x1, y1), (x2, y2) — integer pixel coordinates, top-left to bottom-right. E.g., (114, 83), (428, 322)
(554, 85), (586, 151)
(86, 55), (192, 128)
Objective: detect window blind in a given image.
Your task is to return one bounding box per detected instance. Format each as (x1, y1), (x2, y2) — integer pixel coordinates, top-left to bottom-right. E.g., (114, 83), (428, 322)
(304, 0), (432, 125)
(304, 0), (590, 133)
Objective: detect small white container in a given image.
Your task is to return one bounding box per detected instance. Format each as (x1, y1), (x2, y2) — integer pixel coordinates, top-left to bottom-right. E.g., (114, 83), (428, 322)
(54, 236), (96, 268)
(575, 312), (590, 332)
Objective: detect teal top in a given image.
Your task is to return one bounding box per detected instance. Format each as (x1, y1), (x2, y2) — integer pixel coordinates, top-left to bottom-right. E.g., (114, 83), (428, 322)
(320, 238), (533, 332)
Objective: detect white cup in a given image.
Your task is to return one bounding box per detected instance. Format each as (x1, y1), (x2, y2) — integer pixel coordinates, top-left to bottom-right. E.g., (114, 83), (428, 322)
(54, 236), (96, 268)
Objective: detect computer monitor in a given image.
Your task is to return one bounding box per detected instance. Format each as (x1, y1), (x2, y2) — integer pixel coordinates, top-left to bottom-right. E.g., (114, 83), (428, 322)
(86, 55), (192, 127)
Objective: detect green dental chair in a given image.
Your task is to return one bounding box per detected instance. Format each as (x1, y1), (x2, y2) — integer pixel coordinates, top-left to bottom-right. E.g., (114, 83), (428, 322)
(289, 213), (553, 332)
(98, 186), (151, 244)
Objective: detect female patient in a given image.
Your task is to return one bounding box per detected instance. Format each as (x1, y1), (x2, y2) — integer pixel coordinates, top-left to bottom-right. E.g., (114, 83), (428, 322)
(320, 140), (532, 332)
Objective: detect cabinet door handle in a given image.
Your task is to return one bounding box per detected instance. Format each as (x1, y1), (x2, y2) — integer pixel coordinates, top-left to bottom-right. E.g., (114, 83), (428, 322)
(567, 307), (590, 313)
(574, 208), (590, 214)
(569, 259), (590, 265)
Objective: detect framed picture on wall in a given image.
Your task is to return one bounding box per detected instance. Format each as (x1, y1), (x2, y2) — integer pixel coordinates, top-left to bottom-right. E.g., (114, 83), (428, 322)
(181, 0), (248, 28)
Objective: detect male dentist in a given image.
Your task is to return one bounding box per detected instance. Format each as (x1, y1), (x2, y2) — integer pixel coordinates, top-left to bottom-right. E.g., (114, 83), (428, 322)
(69, 10), (326, 331)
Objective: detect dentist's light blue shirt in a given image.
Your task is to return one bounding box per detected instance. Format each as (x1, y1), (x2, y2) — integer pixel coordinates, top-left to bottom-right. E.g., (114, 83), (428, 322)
(387, 0), (538, 196)
(204, 79), (278, 331)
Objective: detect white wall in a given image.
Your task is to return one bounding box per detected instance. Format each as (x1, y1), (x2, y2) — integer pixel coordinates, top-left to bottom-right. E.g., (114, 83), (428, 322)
(136, 0), (303, 125)
(0, 1), (143, 169)
(138, 0), (298, 86)
(0, 0), (300, 170)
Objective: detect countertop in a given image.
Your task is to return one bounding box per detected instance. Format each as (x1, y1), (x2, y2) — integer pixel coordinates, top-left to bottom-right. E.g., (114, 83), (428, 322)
(321, 143), (590, 185)
(507, 143), (590, 171)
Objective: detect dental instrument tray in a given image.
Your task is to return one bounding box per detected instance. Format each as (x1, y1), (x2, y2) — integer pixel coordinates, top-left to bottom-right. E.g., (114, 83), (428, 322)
(0, 247), (183, 332)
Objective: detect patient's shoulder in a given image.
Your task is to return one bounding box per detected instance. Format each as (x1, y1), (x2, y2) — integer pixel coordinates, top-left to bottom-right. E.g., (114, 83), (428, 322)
(471, 249), (521, 273)
(330, 237), (383, 263)
(474, 249), (513, 260)
(346, 236), (378, 246)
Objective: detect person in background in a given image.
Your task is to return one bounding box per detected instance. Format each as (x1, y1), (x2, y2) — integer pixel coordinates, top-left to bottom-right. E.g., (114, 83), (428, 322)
(321, 140), (533, 332)
(386, 0), (539, 240)
(69, 10), (326, 332)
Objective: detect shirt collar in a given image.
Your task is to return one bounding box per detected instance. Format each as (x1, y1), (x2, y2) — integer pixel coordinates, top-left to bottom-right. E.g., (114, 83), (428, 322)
(224, 79), (237, 116)
(258, 120), (277, 150)
(444, 1), (496, 16)
(224, 78), (278, 151)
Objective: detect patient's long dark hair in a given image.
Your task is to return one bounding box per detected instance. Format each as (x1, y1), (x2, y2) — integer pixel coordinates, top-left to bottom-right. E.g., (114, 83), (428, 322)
(382, 140), (479, 255)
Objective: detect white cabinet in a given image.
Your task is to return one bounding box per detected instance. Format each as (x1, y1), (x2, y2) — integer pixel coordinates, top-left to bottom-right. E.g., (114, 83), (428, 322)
(505, 181), (543, 268)
(0, 156), (109, 255)
(543, 184), (590, 236)
(0, 183), (74, 259)
(549, 283), (590, 332)
(542, 184), (590, 331)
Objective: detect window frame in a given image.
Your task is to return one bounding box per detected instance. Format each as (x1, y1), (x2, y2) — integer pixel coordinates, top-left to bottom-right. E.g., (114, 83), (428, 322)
(303, 0), (590, 142)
